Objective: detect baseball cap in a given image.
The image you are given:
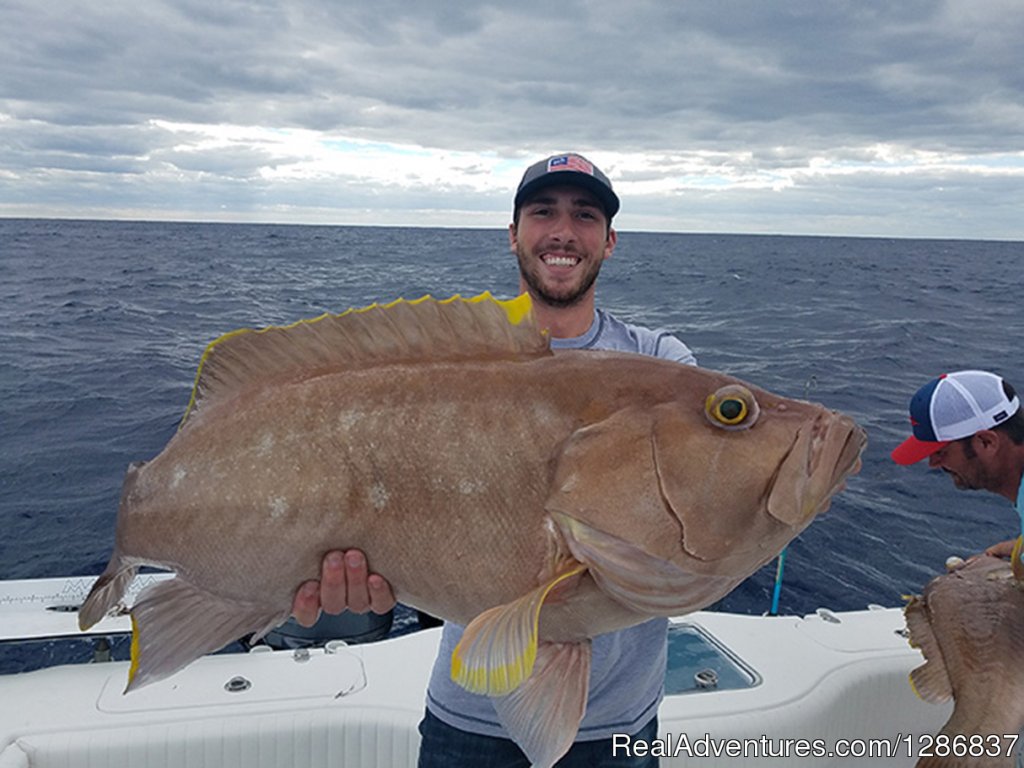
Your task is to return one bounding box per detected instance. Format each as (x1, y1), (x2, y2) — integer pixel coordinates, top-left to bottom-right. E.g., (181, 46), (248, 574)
(513, 153), (620, 220)
(891, 370), (1021, 465)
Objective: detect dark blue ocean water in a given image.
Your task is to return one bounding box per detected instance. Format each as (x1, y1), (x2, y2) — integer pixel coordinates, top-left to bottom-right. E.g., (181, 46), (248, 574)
(1, 218), (1022, 655)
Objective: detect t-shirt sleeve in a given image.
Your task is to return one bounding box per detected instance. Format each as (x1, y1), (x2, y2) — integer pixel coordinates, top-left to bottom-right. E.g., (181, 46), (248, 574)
(651, 332), (697, 366)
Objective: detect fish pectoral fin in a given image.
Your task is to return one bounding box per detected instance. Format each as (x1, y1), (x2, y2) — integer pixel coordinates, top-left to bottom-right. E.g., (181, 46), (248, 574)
(126, 577), (289, 693)
(490, 640), (591, 768)
(903, 595), (953, 703)
(451, 564), (586, 696)
(550, 512), (741, 615)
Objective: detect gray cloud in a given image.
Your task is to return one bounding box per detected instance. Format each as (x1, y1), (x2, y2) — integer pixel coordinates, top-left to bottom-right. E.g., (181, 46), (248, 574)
(1, 0), (1022, 238)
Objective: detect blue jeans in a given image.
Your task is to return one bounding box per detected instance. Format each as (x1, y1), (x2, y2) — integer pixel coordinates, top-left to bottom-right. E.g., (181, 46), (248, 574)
(416, 709), (660, 768)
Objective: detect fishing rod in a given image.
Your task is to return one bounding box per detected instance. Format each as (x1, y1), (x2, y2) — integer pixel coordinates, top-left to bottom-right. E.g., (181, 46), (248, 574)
(768, 374), (817, 616)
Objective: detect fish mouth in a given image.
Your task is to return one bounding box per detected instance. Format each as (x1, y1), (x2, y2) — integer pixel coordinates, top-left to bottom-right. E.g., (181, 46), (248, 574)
(767, 412), (867, 527)
(817, 416), (867, 509)
(835, 418), (867, 476)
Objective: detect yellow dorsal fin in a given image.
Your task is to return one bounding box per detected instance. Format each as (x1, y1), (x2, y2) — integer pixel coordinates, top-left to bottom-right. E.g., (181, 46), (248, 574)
(180, 292), (544, 428)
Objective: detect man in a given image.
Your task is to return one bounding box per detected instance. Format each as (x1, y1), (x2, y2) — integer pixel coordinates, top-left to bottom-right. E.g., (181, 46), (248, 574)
(293, 153), (696, 766)
(891, 370), (1024, 563)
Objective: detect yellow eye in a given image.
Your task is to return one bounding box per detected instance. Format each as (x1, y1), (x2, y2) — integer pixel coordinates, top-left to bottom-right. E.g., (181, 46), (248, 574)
(705, 385), (760, 430)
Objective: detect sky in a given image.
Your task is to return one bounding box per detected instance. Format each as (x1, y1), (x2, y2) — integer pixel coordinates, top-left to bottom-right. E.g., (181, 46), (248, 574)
(2, 1), (1022, 240)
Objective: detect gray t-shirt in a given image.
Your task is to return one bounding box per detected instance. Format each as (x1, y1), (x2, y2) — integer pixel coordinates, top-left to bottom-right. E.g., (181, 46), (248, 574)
(548, 308), (696, 365)
(425, 307), (696, 740)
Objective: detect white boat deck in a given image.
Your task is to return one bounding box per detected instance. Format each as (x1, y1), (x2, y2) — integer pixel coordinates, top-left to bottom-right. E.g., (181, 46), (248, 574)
(0, 578), (948, 767)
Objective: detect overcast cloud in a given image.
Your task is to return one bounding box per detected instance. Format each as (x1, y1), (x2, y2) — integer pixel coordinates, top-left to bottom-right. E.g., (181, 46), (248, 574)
(2, 0), (1022, 239)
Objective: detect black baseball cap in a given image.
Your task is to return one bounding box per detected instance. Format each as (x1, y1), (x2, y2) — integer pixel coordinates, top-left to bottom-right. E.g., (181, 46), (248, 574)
(513, 153), (620, 220)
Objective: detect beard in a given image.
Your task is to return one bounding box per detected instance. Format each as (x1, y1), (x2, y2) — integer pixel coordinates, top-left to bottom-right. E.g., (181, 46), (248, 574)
(947, 471), (977, 491)
(516, 242), (604, 309)
(943, 467), (984, 492)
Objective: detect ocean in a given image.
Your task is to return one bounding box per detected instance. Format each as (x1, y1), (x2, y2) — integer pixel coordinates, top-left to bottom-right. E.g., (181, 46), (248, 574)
(1, 218), (1022, 668)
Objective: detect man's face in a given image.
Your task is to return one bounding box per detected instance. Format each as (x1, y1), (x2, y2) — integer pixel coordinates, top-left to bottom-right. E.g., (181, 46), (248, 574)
(509, 185), (617, 308)
(928, 437), (994, 491)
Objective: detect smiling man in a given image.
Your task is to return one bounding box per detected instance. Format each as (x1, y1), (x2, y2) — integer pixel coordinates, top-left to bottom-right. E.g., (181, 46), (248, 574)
(508, 153), (695, 360)
(415, 154), (695, 768)
(293, 153), (696, 767)
(511, 154), (618, 331)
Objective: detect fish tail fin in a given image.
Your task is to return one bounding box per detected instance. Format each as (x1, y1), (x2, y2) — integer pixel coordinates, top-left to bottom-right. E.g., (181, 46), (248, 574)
(78, 558), (137, 631)
(126, 577), (288, 692)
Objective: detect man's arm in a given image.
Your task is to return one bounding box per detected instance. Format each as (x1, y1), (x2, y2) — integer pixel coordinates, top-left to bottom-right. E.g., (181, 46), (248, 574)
(291, 549), (397, 627)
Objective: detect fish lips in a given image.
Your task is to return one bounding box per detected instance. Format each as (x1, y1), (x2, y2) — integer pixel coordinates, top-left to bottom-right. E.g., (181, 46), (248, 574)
(766, 411), (866, 527)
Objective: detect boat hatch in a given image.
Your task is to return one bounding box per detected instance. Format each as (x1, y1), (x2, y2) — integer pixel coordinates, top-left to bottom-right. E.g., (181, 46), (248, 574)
(664, 622), (759, 695)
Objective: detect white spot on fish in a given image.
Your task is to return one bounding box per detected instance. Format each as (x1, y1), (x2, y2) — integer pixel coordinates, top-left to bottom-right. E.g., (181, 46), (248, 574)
(339, 411), (364, 430)
(458, 478), (486, 495)
(269, 497), (288, 519)
(257, 433), (275, 456)
(370, 483), (389, 510)
(171, 467), (187, 489)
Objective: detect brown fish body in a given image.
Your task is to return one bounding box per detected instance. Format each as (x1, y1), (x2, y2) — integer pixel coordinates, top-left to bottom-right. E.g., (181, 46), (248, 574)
(120, 356), (604, 623)
(116, 349), (858, 627)
(80, 293), (865, 768)
(906, 555), (1024, 768)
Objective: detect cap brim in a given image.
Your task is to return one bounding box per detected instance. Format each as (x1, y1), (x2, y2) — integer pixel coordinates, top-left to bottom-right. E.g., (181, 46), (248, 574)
(515, 174), (620, 220)
(891, 436), (949, 465)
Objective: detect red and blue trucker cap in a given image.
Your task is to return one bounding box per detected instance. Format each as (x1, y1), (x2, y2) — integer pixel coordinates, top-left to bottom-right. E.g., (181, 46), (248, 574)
(514, 153), (620, 220)
(891, 370), (1020, 465)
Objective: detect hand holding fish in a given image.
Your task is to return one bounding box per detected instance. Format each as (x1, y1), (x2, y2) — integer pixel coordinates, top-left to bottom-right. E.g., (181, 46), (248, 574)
(983, 537), (1017, 560)
(291, 549), (396, 626)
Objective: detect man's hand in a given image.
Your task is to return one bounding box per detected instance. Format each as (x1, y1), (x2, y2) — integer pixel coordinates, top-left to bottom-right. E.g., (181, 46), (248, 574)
(983, 538), (1018, 560)
(291, 549), (397, 627)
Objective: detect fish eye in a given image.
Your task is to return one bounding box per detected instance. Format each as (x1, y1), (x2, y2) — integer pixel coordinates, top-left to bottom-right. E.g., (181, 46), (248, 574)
(717, 398), (746, 423)
(704, 385), (760, 430)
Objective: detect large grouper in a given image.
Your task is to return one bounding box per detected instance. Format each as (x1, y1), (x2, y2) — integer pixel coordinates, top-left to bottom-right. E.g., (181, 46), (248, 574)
(80, 292), (866, 767)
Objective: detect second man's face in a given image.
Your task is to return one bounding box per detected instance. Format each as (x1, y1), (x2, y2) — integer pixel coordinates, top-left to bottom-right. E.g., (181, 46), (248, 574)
(928, 436), (992, 492)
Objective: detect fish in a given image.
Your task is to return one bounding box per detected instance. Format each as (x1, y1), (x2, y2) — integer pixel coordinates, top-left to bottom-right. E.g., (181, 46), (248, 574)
(905, 554), (1024, 768)
(79, 291), (865, 768)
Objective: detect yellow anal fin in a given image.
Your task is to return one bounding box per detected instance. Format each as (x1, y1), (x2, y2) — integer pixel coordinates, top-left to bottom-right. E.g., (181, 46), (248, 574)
(451, 563), (586, 697)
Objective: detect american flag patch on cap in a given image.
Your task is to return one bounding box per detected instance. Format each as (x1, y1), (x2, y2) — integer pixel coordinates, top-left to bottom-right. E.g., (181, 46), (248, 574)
(548, 155), (594, 176)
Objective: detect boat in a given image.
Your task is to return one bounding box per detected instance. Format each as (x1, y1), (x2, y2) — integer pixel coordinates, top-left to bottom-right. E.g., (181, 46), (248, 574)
(0, 575), (947, 767)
